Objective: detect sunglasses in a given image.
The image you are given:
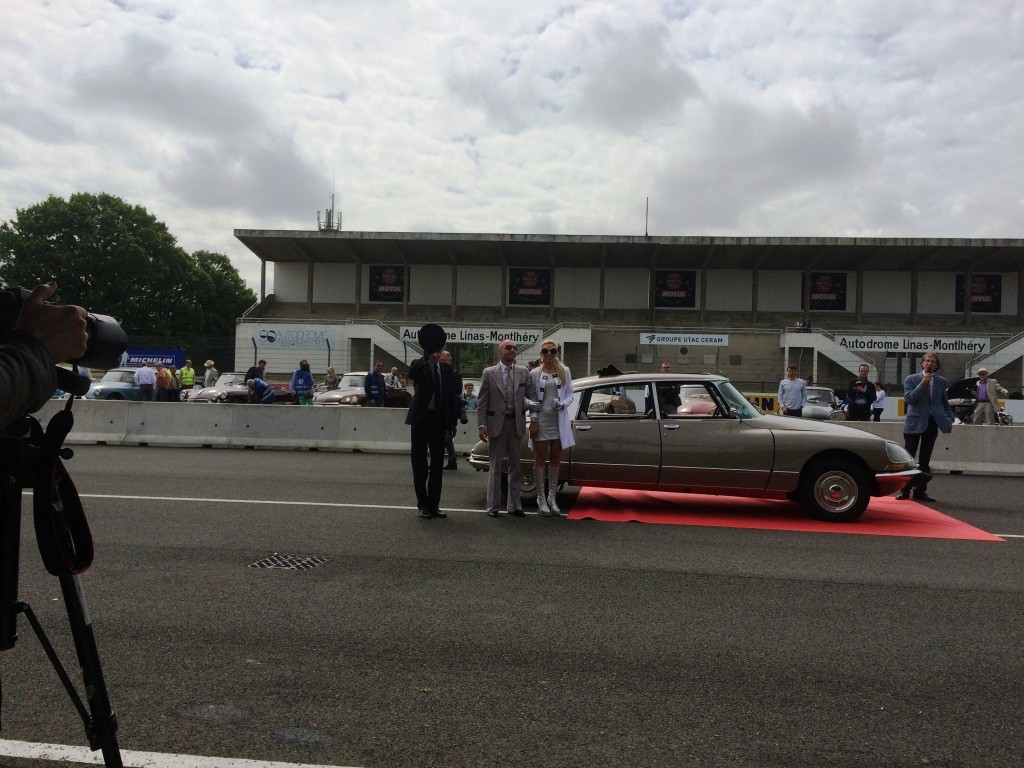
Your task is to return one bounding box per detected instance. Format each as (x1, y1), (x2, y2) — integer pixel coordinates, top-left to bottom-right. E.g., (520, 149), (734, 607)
(540, 348), (556, 355)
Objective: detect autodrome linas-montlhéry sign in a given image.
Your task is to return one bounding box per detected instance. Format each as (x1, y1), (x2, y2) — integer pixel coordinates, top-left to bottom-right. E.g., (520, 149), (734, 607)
(400, 327), (544, 345)
(836, 335), (990, 354)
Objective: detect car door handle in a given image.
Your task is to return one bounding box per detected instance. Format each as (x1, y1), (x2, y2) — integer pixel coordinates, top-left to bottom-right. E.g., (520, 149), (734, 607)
(662, 423), (680, 430)
(575, 425), (591, 431)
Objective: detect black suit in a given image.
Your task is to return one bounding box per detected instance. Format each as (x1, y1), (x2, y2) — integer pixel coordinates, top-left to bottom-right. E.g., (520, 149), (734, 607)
(405, 357), (460, 513)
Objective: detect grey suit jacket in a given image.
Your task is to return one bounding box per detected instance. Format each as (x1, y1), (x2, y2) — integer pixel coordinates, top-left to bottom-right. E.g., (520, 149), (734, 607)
(477, 363), (534, 438)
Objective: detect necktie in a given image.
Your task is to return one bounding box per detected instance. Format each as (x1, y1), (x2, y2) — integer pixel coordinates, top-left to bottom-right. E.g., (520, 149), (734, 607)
(504, 366), (513, 411)
(433, 364), (442, 408)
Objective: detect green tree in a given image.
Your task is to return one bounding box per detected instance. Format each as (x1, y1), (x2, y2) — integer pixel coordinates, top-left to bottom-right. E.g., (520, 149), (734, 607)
(0, 192), (255, 336)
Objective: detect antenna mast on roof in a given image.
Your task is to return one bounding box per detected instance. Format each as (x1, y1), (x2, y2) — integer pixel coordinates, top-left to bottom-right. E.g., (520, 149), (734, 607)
(317, 172), (342, 231)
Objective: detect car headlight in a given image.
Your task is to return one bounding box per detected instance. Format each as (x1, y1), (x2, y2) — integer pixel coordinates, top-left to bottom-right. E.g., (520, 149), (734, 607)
(339, 394), (360, 405)
(885, 441), (916, 470)
(215, 392), (227, 403)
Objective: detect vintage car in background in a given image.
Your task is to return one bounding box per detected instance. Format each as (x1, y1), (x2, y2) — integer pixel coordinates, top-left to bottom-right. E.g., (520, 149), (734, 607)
(313, 372), (412, 407)
(802, 386), (847, 421)
(182, 372), (292, 404)
(83, 368), (145, 401)
(947, 377), (1013, 426)
(468, 372), (920, 522)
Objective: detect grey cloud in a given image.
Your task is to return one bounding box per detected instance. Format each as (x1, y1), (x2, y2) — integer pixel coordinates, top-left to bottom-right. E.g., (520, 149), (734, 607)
(161, 135), (325, 220)
(574, 23), (700, 132)
(71, 35), (264, 137)
(651, 101), (865, 231)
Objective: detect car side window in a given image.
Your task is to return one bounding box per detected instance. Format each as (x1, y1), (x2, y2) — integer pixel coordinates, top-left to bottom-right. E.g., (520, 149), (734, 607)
(581, 384), (651, 419)
(662, 383), (720, 419)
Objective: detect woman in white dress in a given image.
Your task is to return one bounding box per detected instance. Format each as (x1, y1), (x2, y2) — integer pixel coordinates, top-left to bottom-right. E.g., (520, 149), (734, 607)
(527, 339), (575, 516)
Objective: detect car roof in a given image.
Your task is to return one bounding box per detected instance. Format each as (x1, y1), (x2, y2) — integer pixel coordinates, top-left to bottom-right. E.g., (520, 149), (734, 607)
(574, 372), (728, 388)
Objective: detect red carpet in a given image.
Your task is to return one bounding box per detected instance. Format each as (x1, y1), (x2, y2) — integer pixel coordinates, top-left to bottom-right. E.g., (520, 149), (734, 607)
(567, 488), (1002, 541)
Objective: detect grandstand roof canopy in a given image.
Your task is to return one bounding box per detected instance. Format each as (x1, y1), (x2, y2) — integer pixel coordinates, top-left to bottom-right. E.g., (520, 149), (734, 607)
(235, 230), (1024, 273)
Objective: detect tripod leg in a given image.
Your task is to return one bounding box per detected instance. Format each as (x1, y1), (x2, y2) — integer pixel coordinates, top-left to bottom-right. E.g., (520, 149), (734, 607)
(59, 574), (123, 768)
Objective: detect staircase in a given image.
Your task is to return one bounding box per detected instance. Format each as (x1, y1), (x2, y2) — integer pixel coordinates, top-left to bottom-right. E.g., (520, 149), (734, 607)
(780, 330), (872, 376)
(963, 331), (1024, 377)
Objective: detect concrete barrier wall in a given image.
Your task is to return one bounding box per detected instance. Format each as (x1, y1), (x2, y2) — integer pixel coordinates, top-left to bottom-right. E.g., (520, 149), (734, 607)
(35, 400), (1023, 476)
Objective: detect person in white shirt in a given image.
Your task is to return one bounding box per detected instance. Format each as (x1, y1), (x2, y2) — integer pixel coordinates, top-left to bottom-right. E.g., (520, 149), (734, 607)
(133, 362), (156, 401)
(871, 382), (886, 421)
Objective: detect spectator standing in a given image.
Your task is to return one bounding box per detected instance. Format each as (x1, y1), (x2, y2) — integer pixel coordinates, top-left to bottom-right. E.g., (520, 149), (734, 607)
(405, 324), (460, 519)
(656, 361), (681, 414)
(134, 361), (156, 401)
(291, 360), (315, 405)
(477, 338), (537, 517)
(871, 383), (886, 422)
(179, 359), (195, 389)
(846, 364), (876, 421)
(777, 364), (808, 417)
(440, 350), (464, 470)
(897, 351), (954, 502)
(385, 366), (401, 389)
(167, 365), (180, 402)
(154, 362), (170, 401)
(363, 360), (387, 406)
(972, 368), (1008, 425)
(527, 339), (575, 516)
(463, 382), (478, 410)
(203, 360), (219, 387)
(324, 366), (340, 390)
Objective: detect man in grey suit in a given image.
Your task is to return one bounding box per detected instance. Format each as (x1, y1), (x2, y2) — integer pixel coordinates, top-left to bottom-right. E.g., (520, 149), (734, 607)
(897, 350), (954, 502)
(477, 338), (537, 517)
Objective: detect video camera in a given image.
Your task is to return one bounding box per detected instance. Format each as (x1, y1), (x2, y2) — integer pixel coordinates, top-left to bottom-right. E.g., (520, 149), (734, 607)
(0, 286), (127, 396)
(0, 286), (125, 762)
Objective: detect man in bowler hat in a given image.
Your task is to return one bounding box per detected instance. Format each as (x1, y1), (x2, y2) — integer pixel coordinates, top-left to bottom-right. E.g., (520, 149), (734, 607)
(406, 324), (461, 518)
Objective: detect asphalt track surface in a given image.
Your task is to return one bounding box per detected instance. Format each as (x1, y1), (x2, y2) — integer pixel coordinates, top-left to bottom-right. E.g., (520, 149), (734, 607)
(0, 445), (1022, 768)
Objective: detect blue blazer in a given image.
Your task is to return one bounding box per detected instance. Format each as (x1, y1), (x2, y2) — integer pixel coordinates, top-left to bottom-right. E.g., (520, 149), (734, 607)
(903, 371), (954, 435)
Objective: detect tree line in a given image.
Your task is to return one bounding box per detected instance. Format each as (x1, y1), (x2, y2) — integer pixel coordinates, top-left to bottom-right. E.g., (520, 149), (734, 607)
(0, 192), (256, 338)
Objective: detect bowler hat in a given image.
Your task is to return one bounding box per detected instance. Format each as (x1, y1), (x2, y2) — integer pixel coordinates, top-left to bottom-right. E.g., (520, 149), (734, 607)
(418, 323), (447, 355)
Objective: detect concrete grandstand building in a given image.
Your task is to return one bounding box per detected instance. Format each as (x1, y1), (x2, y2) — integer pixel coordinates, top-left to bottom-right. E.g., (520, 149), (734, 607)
(234, 228), (1024, 394)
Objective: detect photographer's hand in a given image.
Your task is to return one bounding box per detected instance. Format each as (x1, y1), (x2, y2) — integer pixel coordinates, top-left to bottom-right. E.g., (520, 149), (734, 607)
(16, 283), (88, 363)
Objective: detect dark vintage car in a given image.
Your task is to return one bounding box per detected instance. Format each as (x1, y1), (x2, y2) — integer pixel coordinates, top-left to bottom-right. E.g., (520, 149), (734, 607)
(946, 377), (1013, 426)
(182, 373), (293, 404)
(313, 372), (412, 407)
(468, 371), (920, 522)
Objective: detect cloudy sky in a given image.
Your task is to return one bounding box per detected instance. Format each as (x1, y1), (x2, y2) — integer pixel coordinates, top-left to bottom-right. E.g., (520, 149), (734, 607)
(2, 0), (1022, 291)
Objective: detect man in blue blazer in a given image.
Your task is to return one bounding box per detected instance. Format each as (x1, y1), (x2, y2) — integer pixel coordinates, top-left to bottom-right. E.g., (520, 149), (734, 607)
(898, 351), (954, 502)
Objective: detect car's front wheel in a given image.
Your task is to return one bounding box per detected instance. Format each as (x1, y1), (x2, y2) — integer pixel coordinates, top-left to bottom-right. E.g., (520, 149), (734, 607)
(500, 469), (538, 505)
(799, 458), (870, 522)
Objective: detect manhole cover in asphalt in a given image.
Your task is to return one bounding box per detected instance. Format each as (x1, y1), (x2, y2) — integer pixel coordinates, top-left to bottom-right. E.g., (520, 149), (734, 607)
(248, 553), (328, 570)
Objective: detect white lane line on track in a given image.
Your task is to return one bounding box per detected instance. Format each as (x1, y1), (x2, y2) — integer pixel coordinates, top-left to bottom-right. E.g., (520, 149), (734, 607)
(0, 738), (361, 768)
(72, 492), (522, 515)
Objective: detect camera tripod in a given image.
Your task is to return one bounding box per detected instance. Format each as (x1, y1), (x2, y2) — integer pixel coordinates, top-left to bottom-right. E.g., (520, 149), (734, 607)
(0, 400), (122, 767)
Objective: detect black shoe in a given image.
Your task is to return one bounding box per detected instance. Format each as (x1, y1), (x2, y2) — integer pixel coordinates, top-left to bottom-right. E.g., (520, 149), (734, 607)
(430, 509), (447, 518)
(486, 509), (499, 517)
(419, 507), (432, 518)
(444, 463), (458, 471)
(509, 509), (525, 517)
(912, 491), (936, 502)
(895, 491), (912, 500)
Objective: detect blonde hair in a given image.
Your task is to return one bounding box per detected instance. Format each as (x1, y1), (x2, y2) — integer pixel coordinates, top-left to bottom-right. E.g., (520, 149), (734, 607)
(539, 338), (567, 385)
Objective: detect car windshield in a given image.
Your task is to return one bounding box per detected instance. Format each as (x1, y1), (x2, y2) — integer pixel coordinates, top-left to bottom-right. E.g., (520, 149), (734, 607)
(102, 370), (134, 384)
(807, 389), (834, 405)
(217, 374), (245, 387)
(714, 381), (762, 419)
(343, 375), (365, 387)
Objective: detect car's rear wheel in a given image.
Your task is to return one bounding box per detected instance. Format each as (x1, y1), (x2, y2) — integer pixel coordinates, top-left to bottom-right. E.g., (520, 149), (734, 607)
(800, 458), (870, 522)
